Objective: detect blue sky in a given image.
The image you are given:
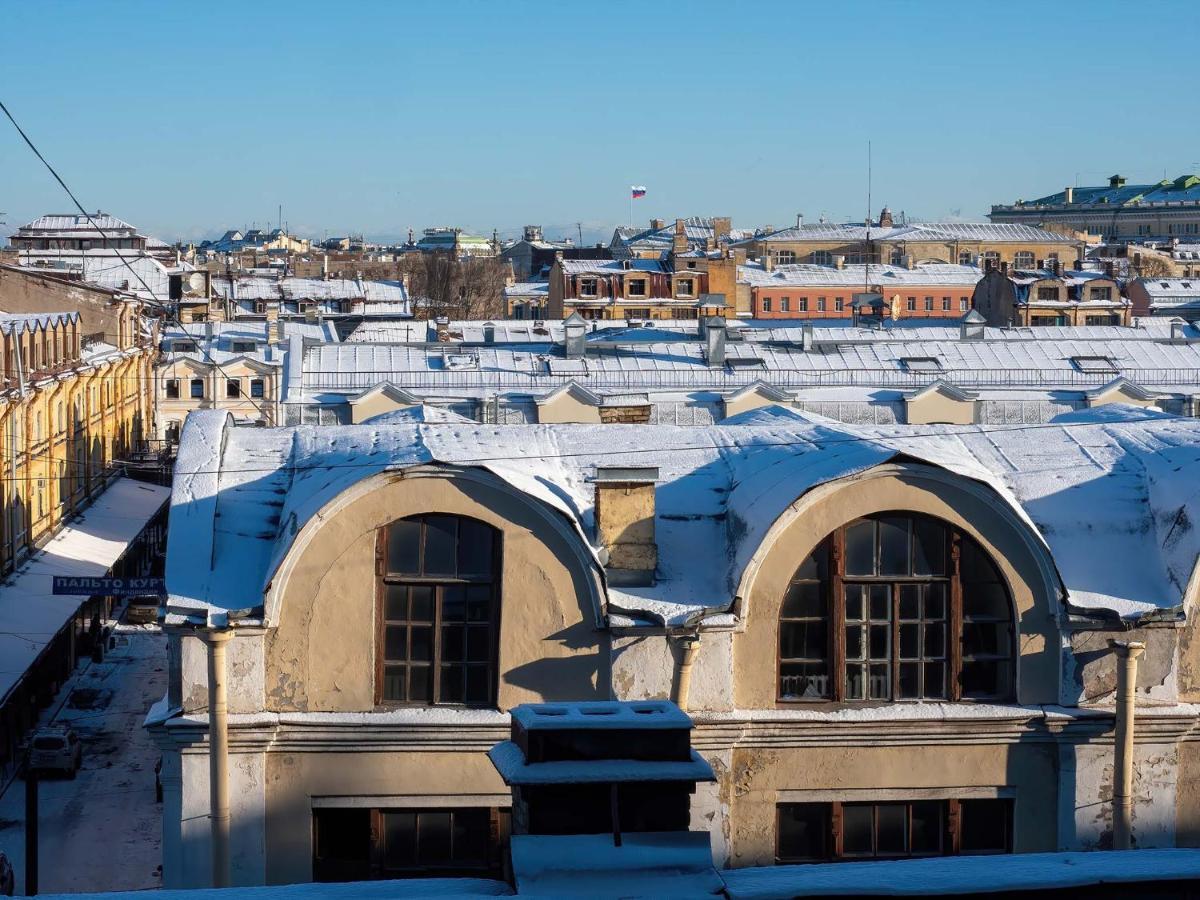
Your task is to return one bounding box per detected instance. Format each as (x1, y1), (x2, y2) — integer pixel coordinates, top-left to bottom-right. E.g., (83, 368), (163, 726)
(2, 0), (1198, 245)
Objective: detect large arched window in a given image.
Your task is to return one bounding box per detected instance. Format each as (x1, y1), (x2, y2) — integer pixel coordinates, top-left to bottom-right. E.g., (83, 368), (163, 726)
(779, 513), (1014, 703)
(377, 514), (500, 707)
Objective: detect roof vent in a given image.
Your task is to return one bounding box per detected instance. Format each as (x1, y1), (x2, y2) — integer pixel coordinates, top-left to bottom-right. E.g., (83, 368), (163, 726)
(959, 308), (986, 341)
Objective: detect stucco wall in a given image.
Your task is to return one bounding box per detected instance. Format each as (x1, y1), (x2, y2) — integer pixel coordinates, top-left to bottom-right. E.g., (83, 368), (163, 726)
(265, 471), (609, 712)
(905, 391), (978, 425)
(733, 465), (1062, 708)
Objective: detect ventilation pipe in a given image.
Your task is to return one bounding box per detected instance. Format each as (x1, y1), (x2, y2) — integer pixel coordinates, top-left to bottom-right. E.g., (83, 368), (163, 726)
(1110, 639), (1145, 850)
(671, 635), (701, 711)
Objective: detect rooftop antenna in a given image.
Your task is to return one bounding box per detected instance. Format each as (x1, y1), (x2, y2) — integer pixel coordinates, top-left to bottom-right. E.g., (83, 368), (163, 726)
(865, 139), (872, 298)
(577, 222), (583, 245)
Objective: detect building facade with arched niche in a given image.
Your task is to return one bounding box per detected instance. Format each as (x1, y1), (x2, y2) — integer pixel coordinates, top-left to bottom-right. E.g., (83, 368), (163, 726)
(151, 408), (1200, 888)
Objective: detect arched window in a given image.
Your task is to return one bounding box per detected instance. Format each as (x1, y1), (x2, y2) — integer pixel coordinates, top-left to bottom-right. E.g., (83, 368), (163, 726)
(378, 514), (499, 707)
(778, 513), (1014, 703)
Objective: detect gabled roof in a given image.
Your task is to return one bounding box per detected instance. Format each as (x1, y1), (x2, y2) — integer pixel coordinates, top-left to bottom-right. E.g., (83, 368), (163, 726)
(904, 380), (979, 402)
(751, 222), (1076, 245)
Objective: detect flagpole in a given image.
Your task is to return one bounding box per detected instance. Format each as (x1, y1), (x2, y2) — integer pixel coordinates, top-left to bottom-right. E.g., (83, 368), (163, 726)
(629, 188), (633, 229)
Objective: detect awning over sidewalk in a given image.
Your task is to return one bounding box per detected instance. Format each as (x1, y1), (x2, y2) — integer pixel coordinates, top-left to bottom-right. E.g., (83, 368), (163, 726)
(0, 477), (170, 704)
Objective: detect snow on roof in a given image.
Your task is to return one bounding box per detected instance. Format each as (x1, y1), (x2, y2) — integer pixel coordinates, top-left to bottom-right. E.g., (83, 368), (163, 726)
(721, 848), (1200, 898)
(503, 281), (551, 297)
(738, 263), (982, 288)
(511, 700), (692, 732)
(211, 276), (409, 306)
(511, 832), (723, 898)
(35, 878), (513, 900)
(1139, 278), (1200, 299)
(751, 221), (1077, 244)
(489, 741), (715, 785)
(166, 411), (1200, 627)
(0, 310), (78, 335)
(559, 258), (665, 275)
(15, 251), (176, 298)
(15, 212), (141, 235)
(0, 478), (170, 705)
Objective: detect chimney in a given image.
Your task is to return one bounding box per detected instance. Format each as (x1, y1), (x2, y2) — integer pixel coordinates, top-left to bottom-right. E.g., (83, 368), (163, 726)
(1000, 261), (1009, 277)
(1065, 186), (1075, 204)
(903, 254), (915, 270)
(651, 218), (666, 231)
(265, 302), (279, 325)
(322, 253), (329, 280)
(1105, 261), (1116, 278)
(593, 466), (659, 586)
(435, 315), (450, 340)
(763, 253), (775, 273)
(834, 255), (846, 270)
(564, 312), (587, 359)
(672, 219), (688, 255)
(802, 322), (814, 351)
(712, 216), (732, 243)
(273, 318), (286, 344)
(704, 316), (726, 367)
(204, 320), (215, 341)
(483, 321), (496, 344)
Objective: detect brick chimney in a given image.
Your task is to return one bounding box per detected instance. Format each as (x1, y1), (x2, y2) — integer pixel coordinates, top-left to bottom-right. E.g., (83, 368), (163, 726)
(672, 219), (688, 255)
(712, 217), (732, 243)
(651, 218), (666, 231)
(593, 466), (659, 586)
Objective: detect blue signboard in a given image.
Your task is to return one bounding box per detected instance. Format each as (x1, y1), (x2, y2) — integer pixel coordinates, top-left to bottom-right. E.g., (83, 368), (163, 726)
(51, 576), (165, 596)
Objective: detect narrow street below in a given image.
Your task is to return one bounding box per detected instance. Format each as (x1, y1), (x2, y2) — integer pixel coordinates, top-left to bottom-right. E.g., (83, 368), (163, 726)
(0, 618), (166, 894)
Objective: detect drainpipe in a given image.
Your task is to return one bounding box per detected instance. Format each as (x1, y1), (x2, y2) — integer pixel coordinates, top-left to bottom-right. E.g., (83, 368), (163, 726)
(201, 628), (234, 886)
(671, 634), (702, 711)
(1110, 639), (1145, 850)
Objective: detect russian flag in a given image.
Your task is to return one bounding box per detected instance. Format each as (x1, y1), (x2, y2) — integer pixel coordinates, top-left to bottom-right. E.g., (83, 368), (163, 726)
(631, 185), (647, 199)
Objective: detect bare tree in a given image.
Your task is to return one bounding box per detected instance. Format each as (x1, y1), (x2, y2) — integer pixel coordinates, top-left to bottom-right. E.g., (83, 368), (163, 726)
(405, 253), (508, 320)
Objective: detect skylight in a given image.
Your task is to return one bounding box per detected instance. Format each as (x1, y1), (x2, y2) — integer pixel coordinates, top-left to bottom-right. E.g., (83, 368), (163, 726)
(547, 358), (588, 375)
(1071, 355), (1119, 374)
(900, 356), (943, 373)
(726, 356), (765, 368)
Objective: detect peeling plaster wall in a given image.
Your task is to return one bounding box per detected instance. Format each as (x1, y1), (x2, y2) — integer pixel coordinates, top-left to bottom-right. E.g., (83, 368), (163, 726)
(1065, 742), (1178, 851)
(178, 631), (265, 715)
(1069, 627), (1179, 705)
(611, 631), (734, 711)
(692, 748), (732, 866)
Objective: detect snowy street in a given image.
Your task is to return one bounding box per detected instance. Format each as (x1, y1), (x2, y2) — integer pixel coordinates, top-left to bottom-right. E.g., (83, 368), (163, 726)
(0, 618), (166, 895)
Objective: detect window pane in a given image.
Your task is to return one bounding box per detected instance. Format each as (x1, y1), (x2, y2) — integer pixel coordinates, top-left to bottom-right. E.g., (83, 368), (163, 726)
(466, 585), (492, 622)
(876, 804), (907, 855)
(869, 663), (890, 699)
(457, 519), (494, 576)
(794, 540), (829, 581)
(384, 625), (408, 662)
(878, 517), (910, 576)
(410, 586), (434, 622)
(963, 622), (1007, 657)
(783, 582), (824, 618)
(385, 585), (407, 620)
(452, 808), (490, 865)
(961, 660), (1009, 698)
(869, 625), (889, 660)
(466, 626), (491, 661)
(869, 585), (889, 621)
(418, 812), (453, 864)
(778, 804), (829, 861)
(925, 583), (946, 619)
(899, 584), (920, 620)
(442, 585), (467, 622)
(780, 662), (829, 699)
(961, 538), (1002, 583)
(899, 624), (919, 658)
(411, 626), (433, 661)
(845, 625), (864, 661)
(845, 520), (875, 576)
(910, 802), (942, 854)
(912, 518), (947, 575)
(845, 585), (864, 621)
(898, 662), (919, 699)
(409, 665), (431, 702)
(442, 625), (464, 662)
(781, 621), (827, 661)
(464, 665), (490, 703)
(845, 664), (867, 700)
(842, 805), (874, 855)
(924, 623), (945, 658)
(963, 582), (1008, 620)
(423, 515), (457, 575)
(961, 799), (1011, 853)
(439, 665), (464, 703)
(387, 518), (421, 574)
(383, 665), (406, 701)
(383, 812), (417, 867)
(924, 662), (946, 698)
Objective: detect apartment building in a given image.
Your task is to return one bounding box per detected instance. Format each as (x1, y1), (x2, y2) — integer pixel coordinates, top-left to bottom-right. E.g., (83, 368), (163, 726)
(1127, 277), (1200, 319)
(972, 266), (1128, 326)
(154, 406), (1200, 887)
(991, 173), (1200, 241)
(609, 216), (747, 260)
(741, 262), (980, 320)
(175, 275), (412, 323)
(740, 218), (1083, 274)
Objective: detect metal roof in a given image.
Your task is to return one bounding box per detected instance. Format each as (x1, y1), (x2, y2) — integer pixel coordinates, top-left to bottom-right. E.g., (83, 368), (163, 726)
(738, 263), (982, 288)
(752, 222), (1076, 244)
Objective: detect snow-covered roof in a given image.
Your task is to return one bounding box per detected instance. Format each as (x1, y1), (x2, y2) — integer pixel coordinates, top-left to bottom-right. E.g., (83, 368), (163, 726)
(166, 410), (1200, 628)
(503, 281), (551, 297)
(559, 259), (665, 275)
(13, 212), (141, 237)
(490, 741), (715, 785)
(751, 222), (1077, 245)
(211, 276), (408, 305)
(0, 310), (78, 335)
(738, 263), (982, 288)
(15, 251), (178, 299)
(0, 479), (170, 706)
(1139, 278), (1200, 299)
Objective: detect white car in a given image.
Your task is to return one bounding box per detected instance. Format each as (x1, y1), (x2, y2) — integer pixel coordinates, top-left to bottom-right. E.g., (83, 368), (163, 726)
(28, 727), (82, 779)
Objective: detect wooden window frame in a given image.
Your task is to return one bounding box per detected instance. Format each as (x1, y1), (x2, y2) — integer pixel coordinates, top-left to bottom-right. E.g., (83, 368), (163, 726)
(775, 798), (1013, 864)
(776, 513), (1015, 705)
(375, 515), (501, 709)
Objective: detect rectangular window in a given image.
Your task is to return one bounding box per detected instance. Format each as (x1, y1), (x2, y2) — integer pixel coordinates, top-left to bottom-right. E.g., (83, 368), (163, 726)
(313, 806), (510, 882)
(776, 799), (1012, 864)
(579, 279), (598, 297)
(1089, 286), (1113, 301)
(907, 297), (916, 311)
(924, 296), (934, 311)
(165, 379), (180, 399)
(817, 297), (826, 312)
(190, 378), (204, 399)
(1037, 287), (1058, 300)
(226, 379), (241, 398)
(762, 297), (772, 312)
(676, 278), (695, 297)
(834, 297), (844, 312)
(941, 297), (951, 311)
(781, 297), (790, 312)
(627, 278), (647, 297)
(959, 298), (969, 311)
(799, 298), (808, 312)
(250, 378), (265, 399)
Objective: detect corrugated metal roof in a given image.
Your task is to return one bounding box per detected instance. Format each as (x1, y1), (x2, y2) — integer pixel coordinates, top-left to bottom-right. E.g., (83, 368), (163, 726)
(753, 222), (1075, 244)
(738, 263), (982, 287)
(15, 212), (140, 234)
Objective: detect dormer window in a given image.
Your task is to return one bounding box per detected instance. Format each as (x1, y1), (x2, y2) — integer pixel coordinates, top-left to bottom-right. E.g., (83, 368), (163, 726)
(230, 339), (258, 353)
(676, 278), (695, 298)
(579, 278), (599, 298)
(627, 278), (647, 298)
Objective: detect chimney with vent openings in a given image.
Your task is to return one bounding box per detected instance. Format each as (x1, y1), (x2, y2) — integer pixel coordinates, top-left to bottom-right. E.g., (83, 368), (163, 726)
(593, 466), (659, 586)
(704, 316), (726, 367)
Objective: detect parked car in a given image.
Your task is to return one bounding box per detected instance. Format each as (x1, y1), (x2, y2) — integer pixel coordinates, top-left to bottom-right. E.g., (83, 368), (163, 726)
(28, 727), (82, 778)
(124, 594), (162, 625)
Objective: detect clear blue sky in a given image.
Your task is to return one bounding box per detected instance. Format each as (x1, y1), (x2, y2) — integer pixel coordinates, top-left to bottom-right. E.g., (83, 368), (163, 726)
(2, 0), (1198, 245)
